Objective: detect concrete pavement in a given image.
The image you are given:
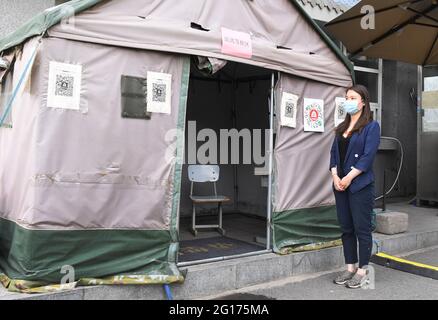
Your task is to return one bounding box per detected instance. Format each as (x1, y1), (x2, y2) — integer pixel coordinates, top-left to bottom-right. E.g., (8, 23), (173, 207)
(211, 245), (438, 300)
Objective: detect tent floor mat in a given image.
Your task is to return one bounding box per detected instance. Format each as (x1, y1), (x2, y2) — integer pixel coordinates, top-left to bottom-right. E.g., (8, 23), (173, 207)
(178, 236), (265, 263)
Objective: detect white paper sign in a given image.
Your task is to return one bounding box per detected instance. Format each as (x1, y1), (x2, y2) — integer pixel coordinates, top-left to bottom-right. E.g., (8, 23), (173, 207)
(280, 92), (299, 128)
(304, 98), (324, 132)
(47, 61), (82, 110)
(335, 97), (346, 127)
(147, 71), (172, 114)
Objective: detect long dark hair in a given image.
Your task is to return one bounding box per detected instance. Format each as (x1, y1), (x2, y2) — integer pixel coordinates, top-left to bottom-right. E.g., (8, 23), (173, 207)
(335, 84), (373, 136)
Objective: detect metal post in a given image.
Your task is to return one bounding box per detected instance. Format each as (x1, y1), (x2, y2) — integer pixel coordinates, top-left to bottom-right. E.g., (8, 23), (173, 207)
(218, 203), (224, 235)
(382, 169), (386, 212)
(266, 73), (275, 251)
(192, 204), (197, 237)
(177, 249), (272, 267)
(231, 78), (238, 211)
(378, 59), (383, 126)
(416, 66), (423, 205)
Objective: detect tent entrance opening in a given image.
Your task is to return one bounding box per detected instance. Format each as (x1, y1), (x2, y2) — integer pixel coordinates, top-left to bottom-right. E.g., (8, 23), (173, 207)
(178, 60), (274, 264)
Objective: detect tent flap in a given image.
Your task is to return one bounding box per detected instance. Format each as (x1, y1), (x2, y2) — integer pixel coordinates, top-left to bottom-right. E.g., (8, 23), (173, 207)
(272, 206), (342, 253)
(0, 217), (183, 285)
(272, 73), (347, 252)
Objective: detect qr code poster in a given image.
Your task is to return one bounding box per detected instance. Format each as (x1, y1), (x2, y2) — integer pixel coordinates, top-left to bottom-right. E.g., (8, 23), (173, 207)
(280, 92), (299, 128)
(47, 61), (82, 110)
(303, 98), (325, 133)
(147, 71), (172, 114)
(335, 97), (347, 127)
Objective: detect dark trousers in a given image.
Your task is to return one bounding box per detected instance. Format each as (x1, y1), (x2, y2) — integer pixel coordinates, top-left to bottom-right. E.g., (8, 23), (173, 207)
(334, 183), (374, 268)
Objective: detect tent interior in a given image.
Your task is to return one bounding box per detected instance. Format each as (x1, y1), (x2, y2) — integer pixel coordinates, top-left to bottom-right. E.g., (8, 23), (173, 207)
(178, 60), (274, 263)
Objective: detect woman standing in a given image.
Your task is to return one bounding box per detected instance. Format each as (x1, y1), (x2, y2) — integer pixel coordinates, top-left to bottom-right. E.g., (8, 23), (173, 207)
(330, 85), (380, 289)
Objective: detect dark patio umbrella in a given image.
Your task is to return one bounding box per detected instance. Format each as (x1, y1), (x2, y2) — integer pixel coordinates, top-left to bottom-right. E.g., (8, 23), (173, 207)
(326, 0), (438, 66)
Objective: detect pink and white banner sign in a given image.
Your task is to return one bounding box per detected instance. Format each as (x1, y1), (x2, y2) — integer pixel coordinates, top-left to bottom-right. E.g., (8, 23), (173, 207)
(221, 27), (253, 59)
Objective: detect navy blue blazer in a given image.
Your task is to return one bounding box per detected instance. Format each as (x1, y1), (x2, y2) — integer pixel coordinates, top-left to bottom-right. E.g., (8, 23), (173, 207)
(330, 120), (381, 194)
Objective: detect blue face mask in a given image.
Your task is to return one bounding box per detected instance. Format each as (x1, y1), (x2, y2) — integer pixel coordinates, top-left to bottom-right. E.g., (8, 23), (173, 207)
(343, 100), (361, 115)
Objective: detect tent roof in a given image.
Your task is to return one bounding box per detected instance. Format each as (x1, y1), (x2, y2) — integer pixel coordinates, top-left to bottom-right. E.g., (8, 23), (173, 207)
(291, 0), (354, 79)
(0, 0), (354, 82)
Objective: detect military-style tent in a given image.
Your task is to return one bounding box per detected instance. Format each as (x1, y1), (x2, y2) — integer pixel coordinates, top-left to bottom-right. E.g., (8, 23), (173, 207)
(0, 0), (353, 292)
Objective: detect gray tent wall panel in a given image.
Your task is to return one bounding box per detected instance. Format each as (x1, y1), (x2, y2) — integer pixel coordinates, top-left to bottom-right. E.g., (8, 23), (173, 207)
(0, 36), (190, 283)
(30, 37), (187, 230)
(0, 37), (41, 230)
(274, 74), (347, 210)
(272, 74), (348, 251)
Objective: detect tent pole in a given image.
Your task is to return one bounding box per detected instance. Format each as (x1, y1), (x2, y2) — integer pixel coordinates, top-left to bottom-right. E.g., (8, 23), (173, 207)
(266, 73), (275, 251)
(231, 78), (238, 212)
(416, 65), (423, 205)
(177, 249), (272, 267)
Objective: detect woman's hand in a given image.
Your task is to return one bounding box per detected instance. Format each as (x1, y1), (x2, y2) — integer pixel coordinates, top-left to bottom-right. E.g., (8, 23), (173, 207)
(339, 168), (362, 190)
(333, 175), (345, 192)
(340, 176), (353, 190)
